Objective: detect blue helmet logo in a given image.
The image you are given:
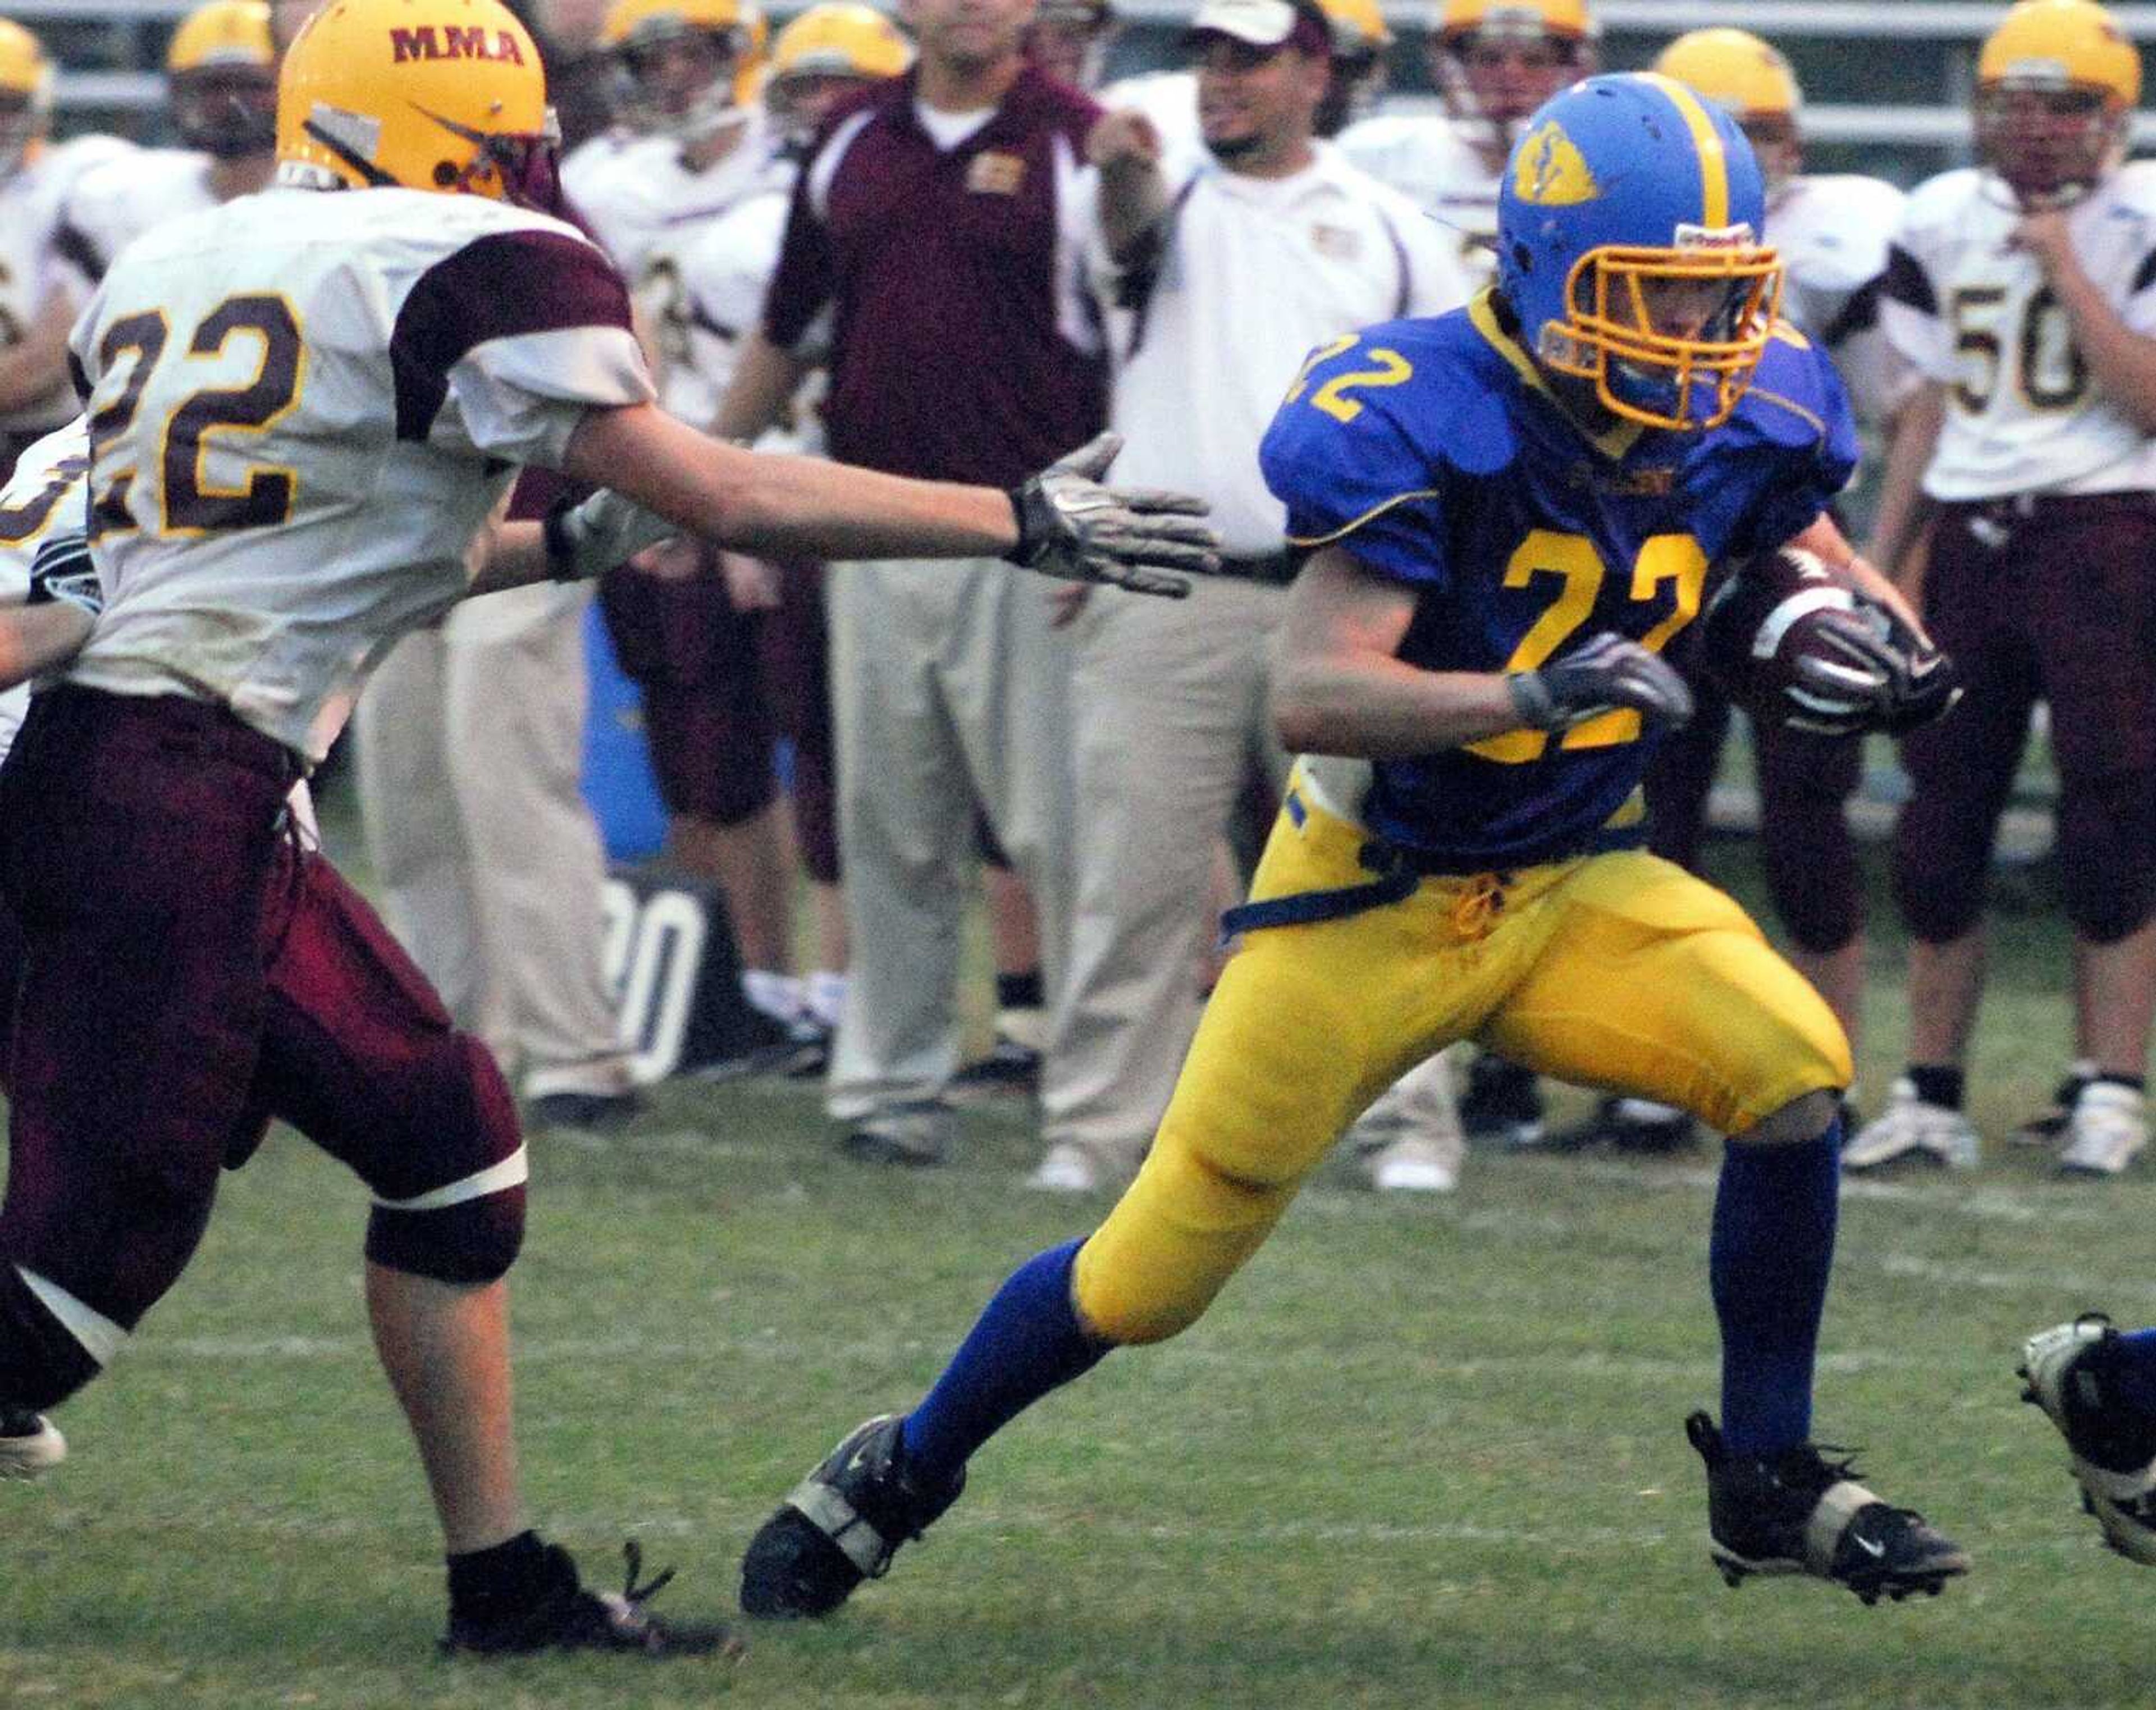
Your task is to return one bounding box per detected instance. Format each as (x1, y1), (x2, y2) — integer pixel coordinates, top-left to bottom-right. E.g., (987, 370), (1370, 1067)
(1496, 72), (1782, 430)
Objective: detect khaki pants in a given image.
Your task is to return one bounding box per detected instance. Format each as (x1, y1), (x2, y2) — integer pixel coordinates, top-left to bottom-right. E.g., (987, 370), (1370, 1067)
(824, 558), (1074, 1123)
(1042, 579), (1290, 1177)
(354, 582), (631, 1100)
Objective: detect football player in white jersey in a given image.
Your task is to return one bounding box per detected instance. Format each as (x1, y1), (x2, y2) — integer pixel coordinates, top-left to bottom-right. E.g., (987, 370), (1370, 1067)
(57, 1), (280, 292)
(1541, 28), (1918, 1156)
(569, 0), (822, 1067)
(0, 0), (1211, 1650)
(1851, 0), (2156, 1181)
(0, 22), (132, 481)
(1339, 0), (1595, 281)
(567, 0), (783, 278)
(624, 0), (913, 1066)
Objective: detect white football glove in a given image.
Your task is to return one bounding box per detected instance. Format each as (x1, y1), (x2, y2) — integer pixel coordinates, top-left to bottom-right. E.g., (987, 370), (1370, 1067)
(1005, 432), (1220, 598)
(543, 488), (680, 580)
(1507, 631), (1694, 733)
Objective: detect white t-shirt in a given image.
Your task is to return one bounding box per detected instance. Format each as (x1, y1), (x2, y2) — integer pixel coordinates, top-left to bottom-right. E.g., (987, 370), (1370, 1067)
(1336, 111), (1500, 286)
(67, 184), (654, 760)
(1883, 161), (2156, 501)
(1094, 145), (1473, 556)
(0, 136), (135, 433)
(1768, 172), (1914, 431)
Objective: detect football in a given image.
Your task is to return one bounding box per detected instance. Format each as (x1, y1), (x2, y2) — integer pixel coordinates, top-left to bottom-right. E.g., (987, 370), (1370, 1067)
(1698, 547), (1890, 735)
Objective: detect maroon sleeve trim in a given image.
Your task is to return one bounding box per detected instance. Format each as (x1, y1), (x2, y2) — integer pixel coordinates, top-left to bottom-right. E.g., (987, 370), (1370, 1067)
(391, 228), (634, 443)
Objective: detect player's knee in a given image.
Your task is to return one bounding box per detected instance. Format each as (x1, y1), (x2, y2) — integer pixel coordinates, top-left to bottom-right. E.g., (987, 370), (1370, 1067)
(701, 748), (781, 829)
(359, 1035), (526, 1283)
(1734, 1086), (1842, 1147)
(1892, 840), (1984, 943)
(0, 1264), (107, 1411)
(1071, 1153), (1287, 1347)
(1766, 863), (1861, 955)
(2057, 780), (2156, 945)
(1075, 1281), (1205, 1347)
(366, 1183), (526, 1284)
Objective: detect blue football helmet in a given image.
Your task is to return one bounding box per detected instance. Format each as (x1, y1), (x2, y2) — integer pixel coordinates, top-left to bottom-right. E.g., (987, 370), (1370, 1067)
(1496, 72), (1783, 431)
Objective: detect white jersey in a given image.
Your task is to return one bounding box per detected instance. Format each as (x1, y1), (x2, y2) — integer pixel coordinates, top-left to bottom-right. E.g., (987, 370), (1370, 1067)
(1883, 161), (2156, 501)
(667, 182), (794, 428)
(1095, 145), (1471, 555)
(66, 185), (652, 761)
(57, 148), (224, 289)
(0, 418), (90, 757)
(1336, 111), (1500, 284)
(1767, 172), (1913, 431)
(560, 126), (636, 217)
(0, 136), (136, 434)
(571, 112), (793, 283)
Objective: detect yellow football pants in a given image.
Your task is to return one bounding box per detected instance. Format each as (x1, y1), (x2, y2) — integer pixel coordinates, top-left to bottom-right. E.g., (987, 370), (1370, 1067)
(1072, 779), (1852, 1345)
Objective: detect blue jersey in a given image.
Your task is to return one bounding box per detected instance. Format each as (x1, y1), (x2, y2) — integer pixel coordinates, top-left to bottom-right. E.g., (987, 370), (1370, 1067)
(1260, 289), (1858, 874)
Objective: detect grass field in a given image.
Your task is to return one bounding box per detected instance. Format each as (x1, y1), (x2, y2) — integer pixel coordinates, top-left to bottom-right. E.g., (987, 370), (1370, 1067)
(3, 820), (2133, 1710)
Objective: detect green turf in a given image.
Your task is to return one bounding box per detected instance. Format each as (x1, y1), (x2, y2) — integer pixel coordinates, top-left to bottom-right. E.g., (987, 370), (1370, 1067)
(3, 822), (2131, 1710)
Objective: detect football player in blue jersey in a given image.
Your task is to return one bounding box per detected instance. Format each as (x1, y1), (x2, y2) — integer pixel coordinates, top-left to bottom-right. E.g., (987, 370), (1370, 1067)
(736, 71), (1968, 1617)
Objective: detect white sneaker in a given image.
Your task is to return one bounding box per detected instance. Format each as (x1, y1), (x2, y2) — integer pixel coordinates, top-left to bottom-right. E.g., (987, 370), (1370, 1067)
(1026, 1142), (1102, 1194)
(1840, 1078), (1980, 1172)
(1365, 1133), (1460, 1194)
(2058, 1083), (2149, 1179)
(0, 1409), (64, 1480)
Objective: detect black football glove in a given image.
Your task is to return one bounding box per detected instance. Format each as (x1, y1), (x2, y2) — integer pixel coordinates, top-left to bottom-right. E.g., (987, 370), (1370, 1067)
(24, 529), (101, 618)
(1782, 596), (1960, 737)
(1507, 630), (1694, 734)
(1006, 431), (1220, 599)
(1852, 593), (1962, 735)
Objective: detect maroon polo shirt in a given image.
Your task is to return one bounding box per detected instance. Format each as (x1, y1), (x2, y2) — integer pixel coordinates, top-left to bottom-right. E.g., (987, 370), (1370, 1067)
(761, 65), (1107, 488)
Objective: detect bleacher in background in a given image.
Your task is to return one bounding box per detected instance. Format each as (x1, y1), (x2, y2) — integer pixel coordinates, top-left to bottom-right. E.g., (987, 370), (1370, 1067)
(26, 0), (2156, 180)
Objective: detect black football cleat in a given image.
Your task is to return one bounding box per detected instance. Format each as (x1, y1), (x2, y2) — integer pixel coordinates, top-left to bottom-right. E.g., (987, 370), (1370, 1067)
(739, 1414), (965, 1618)
(442, 1540), (743, 1659)
(1685, 1412), (1968, 1604)
(1543, 1096), (1698, 1155)
(1458, 1053), (1545, 1149)
(2018, 1314), (2156, 1565)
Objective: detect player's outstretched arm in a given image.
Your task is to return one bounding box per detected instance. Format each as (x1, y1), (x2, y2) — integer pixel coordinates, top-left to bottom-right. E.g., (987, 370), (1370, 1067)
(557, 405), (1218, 592)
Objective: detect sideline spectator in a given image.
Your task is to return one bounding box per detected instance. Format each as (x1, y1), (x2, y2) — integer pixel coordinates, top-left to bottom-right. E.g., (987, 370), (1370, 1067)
(717, 0), (1107, 1165)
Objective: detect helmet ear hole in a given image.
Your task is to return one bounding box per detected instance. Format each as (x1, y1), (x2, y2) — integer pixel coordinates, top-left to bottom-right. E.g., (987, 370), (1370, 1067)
(433, 159), (459, 186)
(1510, 241), (1533, 273)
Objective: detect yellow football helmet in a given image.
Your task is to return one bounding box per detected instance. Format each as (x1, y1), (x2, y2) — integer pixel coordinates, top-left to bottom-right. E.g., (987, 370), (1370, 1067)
(1652, 28), (1802, 200)
(1976, 0), (2143, 206)
(1434, 0), (1598, 152)
(601, 0), (767, 143)
(770, 4), (911, 84)
(276, 0), (561, 207)
(0, 20), (53, 183)
(1316, 0), (1392, 132)
(168, 0), (280, 158)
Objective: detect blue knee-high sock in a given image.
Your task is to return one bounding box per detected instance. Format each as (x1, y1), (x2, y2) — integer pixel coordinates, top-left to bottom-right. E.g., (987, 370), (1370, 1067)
(901, 1240), (1112, 1487)
(2111, 1329), (2156, 1414)
(1711, 1123), (1840, 1456)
